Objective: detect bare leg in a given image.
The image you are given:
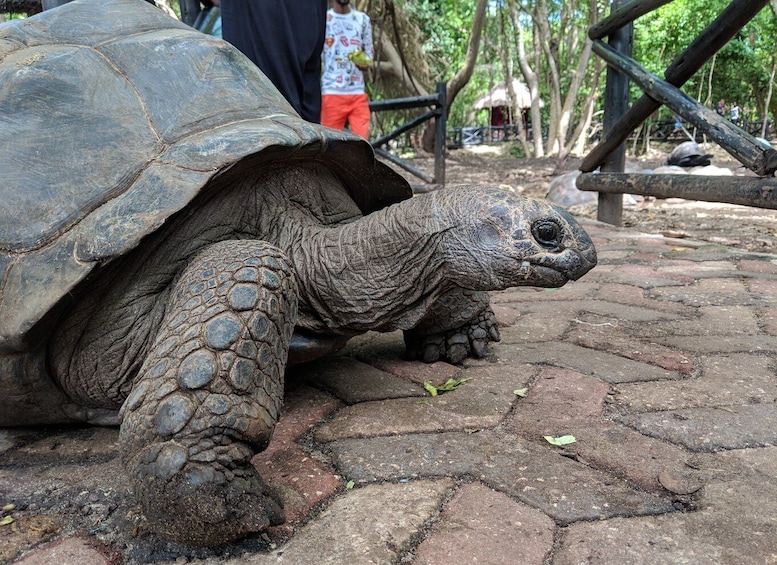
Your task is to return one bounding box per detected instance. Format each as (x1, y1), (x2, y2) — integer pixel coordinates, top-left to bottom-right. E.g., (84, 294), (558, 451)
(119, 240), (297, 546)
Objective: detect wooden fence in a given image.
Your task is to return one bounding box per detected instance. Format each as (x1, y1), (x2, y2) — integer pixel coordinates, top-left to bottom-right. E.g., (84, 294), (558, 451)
(579, 0), (776, 224)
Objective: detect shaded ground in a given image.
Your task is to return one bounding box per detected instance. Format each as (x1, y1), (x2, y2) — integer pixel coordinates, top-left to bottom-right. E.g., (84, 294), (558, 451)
(405, 143), (777, 254)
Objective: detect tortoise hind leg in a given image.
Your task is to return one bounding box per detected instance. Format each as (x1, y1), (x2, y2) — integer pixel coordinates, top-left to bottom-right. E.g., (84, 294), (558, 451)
(119, 240), (297, 546)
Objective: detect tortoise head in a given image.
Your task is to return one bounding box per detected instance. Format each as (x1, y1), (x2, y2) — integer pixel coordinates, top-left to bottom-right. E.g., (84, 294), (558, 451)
(439, 186), (597, 290)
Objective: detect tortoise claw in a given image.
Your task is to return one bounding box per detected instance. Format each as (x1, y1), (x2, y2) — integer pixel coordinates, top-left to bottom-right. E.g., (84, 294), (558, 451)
(404, 307), (501, 364)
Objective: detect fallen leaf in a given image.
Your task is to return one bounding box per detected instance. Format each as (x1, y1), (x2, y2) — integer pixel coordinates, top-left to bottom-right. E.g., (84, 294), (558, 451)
(345, 481), (355, 490)
(0, 516), (14, 526)
(544, 435), (577, 446)
(513, 388), (528, 397)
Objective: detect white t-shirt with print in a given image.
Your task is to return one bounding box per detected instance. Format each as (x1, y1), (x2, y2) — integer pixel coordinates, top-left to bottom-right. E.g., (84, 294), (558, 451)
(321, 9), (373, 95)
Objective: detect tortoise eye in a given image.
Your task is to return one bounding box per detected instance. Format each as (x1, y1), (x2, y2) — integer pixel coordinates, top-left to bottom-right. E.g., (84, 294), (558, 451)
(532, 221), (561, 248)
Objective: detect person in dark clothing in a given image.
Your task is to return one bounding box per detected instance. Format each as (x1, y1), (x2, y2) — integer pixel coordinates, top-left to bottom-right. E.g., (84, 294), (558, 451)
(220, 0), (327, 123)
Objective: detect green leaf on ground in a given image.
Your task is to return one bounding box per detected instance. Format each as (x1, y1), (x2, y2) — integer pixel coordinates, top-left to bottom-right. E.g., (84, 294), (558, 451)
(544, 435), (577, 446)
(513, 388), (528, 397)
(345, 481), (355, 490)
(0, 516), (14, 526)
(438, 378), (468, 391)
(424, 378), (469, 396)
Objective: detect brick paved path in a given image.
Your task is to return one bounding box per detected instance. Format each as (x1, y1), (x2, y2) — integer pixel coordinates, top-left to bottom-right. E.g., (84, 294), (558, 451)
(2, 219), (776, 564)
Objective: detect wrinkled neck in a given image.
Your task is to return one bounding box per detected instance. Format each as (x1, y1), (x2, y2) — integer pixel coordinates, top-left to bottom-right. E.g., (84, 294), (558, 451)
(292, 196), (453, 334)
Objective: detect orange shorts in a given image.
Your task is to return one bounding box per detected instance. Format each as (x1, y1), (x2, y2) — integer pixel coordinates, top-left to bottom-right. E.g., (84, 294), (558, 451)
(321, 93), (371, 139)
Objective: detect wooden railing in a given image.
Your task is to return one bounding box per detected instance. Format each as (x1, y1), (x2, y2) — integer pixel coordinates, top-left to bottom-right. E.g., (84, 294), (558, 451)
(579, 0), (775, 223)
(369, 82), (447, 187)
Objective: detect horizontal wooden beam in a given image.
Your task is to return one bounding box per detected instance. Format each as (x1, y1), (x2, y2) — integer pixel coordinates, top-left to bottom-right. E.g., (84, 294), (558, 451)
(368, 94), (441, 112)
(577, 172), (777, 209)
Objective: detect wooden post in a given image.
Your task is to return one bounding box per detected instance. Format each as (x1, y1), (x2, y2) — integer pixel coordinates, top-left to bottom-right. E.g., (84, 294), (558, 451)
(434, 81), (447, 186)
(597, 0), (632, 225)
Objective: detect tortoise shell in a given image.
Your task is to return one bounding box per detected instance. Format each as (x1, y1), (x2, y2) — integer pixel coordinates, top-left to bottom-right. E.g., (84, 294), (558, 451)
(0, 0), (411, 352)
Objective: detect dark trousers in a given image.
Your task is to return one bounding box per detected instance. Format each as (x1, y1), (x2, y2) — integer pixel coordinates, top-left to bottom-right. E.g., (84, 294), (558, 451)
(221, 0), (327, 123)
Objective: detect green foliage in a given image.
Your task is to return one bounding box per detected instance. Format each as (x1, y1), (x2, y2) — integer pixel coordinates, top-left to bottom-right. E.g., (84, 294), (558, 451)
(633, 0), (777, 121)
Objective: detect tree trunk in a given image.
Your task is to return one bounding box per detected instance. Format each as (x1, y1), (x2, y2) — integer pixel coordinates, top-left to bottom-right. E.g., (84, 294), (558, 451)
(763, 56), (776, 138)
(509, 0), (544, 157)
(499, 6), (531, 157)
(373, 28), (429, 96)
(423, 0), (488, 152)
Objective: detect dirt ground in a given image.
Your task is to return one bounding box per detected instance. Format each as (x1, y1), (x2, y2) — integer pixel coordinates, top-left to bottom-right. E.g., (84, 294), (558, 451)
(403, 142), (777, 255)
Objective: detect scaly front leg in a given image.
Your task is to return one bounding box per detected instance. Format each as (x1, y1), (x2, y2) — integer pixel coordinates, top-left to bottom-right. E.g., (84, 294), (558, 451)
(119, 240), (297, 546)
(403, 288), (500, 363)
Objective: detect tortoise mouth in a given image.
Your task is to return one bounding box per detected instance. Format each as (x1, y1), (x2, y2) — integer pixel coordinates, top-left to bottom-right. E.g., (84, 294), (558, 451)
(525, 263), (570, 287)
(519, 247), (596, 287)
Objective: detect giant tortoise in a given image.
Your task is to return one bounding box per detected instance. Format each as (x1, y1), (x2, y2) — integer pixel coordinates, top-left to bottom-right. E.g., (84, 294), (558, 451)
(0, 0), (597, 546)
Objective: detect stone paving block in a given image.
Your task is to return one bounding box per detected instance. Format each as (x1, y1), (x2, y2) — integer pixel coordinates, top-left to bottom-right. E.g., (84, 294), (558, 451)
(658, 259), (738, 275)
(694, 475), (777, 563)
(650, 278), (761, 307)
(755, 305), (777, 336)
(552, 422), (702, 495)
(496, 341), (677, 383)
(745, 277), (777, 299)
(702, 446), (777, 485)
(567, 313), (694, 375)
(591, 264), (694, 289)
(505, 367), (611, 433)
(14, 536), (115, 565)
(553, 449), (777, 565)
(619, 403), (777, 452)
(654, 334), (777, 353)
(491, 303), (520, 327)
(231, 480), (455, 565)
(633, 305), (761, 338)
(553, 514), (724, 565)
(329, 431), (675, 524)
(367, 358), (461, 388)
(269, 385), (343, 445)
(314, 363), (535, 442)
(413, 483), (555, 565)
(493, 282), (601, 304)
(612, 352), (777, 413)
(503, 299), (684, 325)
(251, 386), (343, 535)
(298, 357), (426, 404)
(738, 258), (777, 274)
(593, 283), (693, 315)
(497, 309), (576, 343)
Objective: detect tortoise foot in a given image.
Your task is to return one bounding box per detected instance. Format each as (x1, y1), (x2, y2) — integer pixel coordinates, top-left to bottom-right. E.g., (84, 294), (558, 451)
(127, 438), (284, 546)
(404, 307), (501, 363)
